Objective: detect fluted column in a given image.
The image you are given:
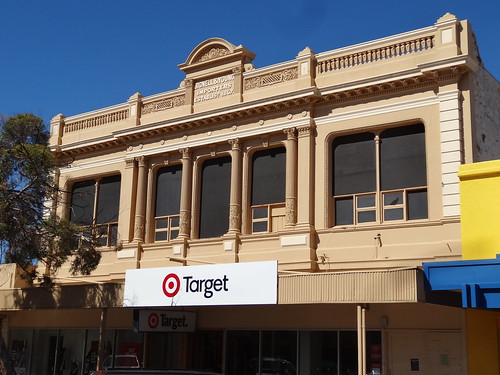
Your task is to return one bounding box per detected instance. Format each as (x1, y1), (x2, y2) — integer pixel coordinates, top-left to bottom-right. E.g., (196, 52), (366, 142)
(296, 123), (315, 226)
(284, 128), (298, 227)
(179, 148), (193, 239)
(228, 138), (242, 234)
(133, 156), (148, 242)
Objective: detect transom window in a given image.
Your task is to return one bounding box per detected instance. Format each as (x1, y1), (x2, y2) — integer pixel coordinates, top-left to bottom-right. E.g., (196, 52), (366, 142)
(70, 175), (121, 247)
(154, 164), (182, 242)
(332, 123), (427, 226)
(251, 147), (286, 233)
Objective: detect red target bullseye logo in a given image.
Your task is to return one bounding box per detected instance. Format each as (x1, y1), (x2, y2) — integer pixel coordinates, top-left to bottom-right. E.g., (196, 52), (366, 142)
(148, 312), (159, 329)
(162, 273), (181, 298)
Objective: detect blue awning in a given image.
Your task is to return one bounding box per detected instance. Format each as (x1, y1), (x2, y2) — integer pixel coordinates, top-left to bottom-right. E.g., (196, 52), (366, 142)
(423, 255), (500, 309)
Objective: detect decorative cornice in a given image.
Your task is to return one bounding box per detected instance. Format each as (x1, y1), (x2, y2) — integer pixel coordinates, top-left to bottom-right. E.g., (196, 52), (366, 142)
(52, 66), (468, 159)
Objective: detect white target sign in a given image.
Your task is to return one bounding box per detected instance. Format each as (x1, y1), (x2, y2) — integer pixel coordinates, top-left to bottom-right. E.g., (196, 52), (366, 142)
(124, 261), (277, 307)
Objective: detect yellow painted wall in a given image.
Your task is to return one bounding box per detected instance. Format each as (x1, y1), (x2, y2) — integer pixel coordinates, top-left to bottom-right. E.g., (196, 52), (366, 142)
(458, 160), (500, 260)
(460, 161), (500, 374)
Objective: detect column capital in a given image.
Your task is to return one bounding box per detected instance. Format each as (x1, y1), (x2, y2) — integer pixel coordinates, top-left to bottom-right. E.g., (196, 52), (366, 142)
(136, 155), (146, 167)
(125, 158), (136, 169)
(283, 127), (298, 140)
(179, 147), (191, 159)
(228, 138), (241, 151)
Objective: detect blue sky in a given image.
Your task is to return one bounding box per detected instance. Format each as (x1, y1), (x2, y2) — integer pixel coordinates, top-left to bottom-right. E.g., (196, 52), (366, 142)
(1, 0), (499, 127)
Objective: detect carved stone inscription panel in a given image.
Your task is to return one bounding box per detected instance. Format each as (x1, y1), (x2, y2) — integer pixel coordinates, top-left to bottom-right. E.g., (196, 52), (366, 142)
(194, 73), (235, 103)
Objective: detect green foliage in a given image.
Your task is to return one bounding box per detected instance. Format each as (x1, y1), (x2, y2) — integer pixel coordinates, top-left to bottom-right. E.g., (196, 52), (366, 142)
(0, 114), (101, 285)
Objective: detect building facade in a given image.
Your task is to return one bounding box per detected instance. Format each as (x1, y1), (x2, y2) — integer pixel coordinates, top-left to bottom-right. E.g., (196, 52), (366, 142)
(1, 12), (499, 375)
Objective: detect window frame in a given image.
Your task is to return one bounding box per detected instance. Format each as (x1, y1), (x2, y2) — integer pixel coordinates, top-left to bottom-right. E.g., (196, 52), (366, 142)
(69, 174), (121, 248)
(197, 154), (232, 239)
(330, 123), (428, 227)
(153, 163), (183, 243)
(248, 145), (287, 234)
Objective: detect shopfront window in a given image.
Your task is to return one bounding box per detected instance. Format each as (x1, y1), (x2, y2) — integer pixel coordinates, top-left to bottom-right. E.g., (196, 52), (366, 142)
(260, 331), (297, 375)
(9, 328), (119, 375)
(299, 331), (338, 374)
(225, 329), (382, 375)
(9, 329), (32, 375)
(226, 331), (259, 375)
(186, 331), (222, 372)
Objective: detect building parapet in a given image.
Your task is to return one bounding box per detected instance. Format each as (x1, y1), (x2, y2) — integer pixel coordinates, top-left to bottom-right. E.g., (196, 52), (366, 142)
(49, 13), (473, 156)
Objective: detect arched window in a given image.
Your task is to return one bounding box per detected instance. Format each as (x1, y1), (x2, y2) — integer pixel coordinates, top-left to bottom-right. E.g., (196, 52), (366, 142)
(332, 124), (427, 226)
(70, 175), (121, 247)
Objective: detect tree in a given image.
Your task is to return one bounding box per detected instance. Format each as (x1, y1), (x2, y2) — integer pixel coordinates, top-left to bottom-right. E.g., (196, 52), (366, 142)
(0, 114), (102, 375)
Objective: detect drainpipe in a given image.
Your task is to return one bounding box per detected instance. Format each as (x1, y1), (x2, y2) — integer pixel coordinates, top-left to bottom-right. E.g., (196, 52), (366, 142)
(357, 304), (367, 375)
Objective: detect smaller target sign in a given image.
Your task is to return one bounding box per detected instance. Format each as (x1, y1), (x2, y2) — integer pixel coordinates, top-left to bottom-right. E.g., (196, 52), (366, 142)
(147, 312), (159, 329)
(137, 310), (196, 332)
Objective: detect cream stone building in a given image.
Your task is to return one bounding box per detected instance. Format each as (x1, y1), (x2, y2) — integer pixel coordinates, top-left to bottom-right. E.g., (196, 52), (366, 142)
(1, 12), (499, 375)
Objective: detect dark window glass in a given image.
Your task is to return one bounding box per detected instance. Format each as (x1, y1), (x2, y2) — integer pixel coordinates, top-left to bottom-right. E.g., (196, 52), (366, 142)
(299, 331), (338, 375)
(384, 208), (404, 221)
(226, 331), (259, 375)
(155, 232), (167, 241)
(358, 210), (376, 223)
(186, 331), (222, 373)
(96, 175), (121, 224)
(408, 189), (428, 220)
(366, 331), (383, 374)
(253, 221), (268, 233)
(261, 331), (297, 375)
(253, 207), (268, 219)
(333, 132), (376, 196)
(339, 331), (357, 375)
(251, 147), (286, 205)
(199, 156), (231, 239)
(155, 164), (182, 217)
(335, 197), (354, 225)
(70, 180), (96, 226)
(70, 176), (121, 247)
(380, 124), (426, 190)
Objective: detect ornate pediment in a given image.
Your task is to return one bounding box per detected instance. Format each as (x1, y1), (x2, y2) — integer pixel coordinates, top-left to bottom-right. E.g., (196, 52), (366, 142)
(195, 46), (230, 63)
(179, 37), (255, 74)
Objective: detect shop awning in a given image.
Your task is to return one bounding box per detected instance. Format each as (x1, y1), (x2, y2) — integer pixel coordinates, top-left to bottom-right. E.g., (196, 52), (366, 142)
(1, 267), (426, 310)
(0, 283), (124, 311)
(424, 255), (500, 308)
(278, 268), (424, 304)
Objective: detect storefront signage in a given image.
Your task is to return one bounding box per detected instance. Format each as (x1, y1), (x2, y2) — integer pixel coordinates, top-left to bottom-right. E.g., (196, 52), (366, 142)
(137, 310), (196, 332)
(193, 73), (235, 103)
(123, 261), (278, 307)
